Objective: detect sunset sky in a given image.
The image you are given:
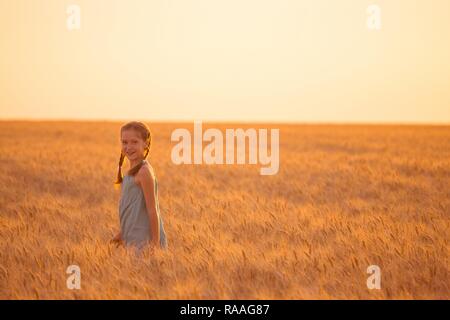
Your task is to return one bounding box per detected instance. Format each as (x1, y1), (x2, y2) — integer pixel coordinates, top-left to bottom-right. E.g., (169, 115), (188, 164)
(1, 0), (449, 123)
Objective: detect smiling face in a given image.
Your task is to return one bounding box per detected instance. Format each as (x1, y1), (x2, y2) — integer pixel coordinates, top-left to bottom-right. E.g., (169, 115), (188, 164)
(120, 129), (148, 162)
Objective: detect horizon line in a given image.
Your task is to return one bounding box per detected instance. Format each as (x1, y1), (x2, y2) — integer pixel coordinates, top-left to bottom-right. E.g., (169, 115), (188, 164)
(1, 117), (450, 127)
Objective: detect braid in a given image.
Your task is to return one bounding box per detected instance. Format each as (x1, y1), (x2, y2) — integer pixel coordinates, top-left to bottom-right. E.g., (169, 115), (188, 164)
(144, 130), (151, 159)
(114, 152), (125, 185)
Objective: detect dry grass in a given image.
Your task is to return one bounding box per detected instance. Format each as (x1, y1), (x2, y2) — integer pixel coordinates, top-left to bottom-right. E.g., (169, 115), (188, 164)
(0, 120), (449, 299)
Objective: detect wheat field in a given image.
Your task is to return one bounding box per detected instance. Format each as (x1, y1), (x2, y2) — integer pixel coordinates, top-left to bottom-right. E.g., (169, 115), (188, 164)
(0, 120), (449, 299)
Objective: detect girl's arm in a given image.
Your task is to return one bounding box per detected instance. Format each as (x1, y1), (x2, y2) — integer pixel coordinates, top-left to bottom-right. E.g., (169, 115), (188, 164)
(137, 167), (160, 247)
(112, 184), (123, 245)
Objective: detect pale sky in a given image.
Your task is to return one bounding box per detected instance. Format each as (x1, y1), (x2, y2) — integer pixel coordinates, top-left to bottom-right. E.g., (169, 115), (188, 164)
(1, 0), (449, 123)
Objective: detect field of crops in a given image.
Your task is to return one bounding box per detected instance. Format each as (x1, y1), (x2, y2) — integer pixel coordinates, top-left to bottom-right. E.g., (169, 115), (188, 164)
(0, 121), (448, 299)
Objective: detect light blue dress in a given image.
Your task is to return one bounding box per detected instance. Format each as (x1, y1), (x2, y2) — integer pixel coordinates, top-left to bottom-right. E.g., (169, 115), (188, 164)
(119, 161), (168, 250)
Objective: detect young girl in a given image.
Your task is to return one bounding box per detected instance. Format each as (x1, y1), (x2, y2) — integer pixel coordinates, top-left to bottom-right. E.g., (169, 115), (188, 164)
(111, 121), (168, 251)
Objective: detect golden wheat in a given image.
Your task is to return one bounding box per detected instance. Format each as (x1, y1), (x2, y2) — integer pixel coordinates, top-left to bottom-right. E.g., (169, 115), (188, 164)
(0, 121), (449, 299)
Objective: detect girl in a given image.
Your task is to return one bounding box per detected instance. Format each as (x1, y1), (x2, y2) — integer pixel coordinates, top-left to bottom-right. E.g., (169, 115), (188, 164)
(111, 121), (168, 251)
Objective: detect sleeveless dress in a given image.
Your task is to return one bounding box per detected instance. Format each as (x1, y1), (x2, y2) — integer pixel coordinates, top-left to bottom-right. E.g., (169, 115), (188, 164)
(119, 161), (168, 250)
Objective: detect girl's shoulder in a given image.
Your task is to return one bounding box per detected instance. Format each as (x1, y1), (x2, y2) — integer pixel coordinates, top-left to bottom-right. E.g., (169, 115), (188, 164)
(142, 159), (156, 175)
(135, 160), (156, 183)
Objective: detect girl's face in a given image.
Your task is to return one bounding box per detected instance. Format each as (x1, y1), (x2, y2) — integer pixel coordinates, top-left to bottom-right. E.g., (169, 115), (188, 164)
(121, 129), (147, 162)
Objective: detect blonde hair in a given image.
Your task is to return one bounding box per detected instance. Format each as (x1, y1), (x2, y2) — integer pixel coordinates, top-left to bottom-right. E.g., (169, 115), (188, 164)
(114, 121), (152, 185)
